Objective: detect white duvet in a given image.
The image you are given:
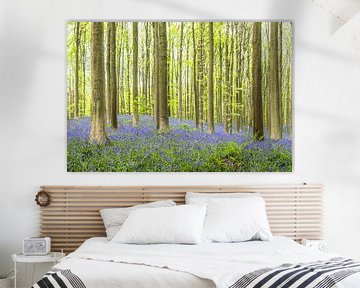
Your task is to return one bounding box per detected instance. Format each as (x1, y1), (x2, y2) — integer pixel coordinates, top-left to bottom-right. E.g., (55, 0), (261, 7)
(54, 237), (360, 288)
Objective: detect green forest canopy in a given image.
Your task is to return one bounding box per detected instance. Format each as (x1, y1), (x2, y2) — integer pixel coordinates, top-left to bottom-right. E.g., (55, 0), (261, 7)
(66, 21), (292, 143)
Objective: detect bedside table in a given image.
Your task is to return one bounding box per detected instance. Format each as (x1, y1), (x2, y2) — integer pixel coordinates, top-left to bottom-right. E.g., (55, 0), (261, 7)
(12, 252), (65, 288)
(301, 239), (328, 252)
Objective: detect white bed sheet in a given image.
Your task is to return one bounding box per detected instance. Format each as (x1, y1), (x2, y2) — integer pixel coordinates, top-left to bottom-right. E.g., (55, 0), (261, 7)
(54, 236), (360, 288)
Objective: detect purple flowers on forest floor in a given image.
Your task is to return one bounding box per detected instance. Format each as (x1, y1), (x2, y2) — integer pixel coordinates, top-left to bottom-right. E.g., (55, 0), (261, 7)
(67, 115), (292, 172)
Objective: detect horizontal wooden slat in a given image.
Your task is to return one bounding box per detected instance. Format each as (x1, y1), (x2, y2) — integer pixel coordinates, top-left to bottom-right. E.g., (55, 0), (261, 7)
(39, 185), (323, 253)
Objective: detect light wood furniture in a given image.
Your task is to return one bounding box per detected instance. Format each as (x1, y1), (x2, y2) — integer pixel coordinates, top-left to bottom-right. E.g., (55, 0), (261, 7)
(39, 184), (323, 253)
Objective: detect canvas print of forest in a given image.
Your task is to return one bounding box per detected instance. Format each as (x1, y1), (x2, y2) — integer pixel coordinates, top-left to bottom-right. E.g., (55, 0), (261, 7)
(67, 21), (292, 172)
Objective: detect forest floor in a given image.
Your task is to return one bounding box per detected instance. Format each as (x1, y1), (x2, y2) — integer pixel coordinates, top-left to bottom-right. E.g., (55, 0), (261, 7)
(67, 115), (292, 172)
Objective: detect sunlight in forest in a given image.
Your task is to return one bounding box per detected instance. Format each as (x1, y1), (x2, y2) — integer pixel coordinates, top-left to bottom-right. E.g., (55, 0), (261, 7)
(66, 21), (292, 172)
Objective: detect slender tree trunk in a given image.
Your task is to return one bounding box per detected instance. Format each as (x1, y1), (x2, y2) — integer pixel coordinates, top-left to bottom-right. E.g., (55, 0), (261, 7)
(269, 22), (282, 139)
(116, 24), (122, 116)
(106, 24), (111, 123)
(119, 25), (126, 115)
(185, 38), (190, 119)
(224, 23), (231, 134)
(89, 22), (107, 144)
(126, 30), (131, 115)
(278, 22), (283, 127)
(144, 23), (150, 115)
(228, 23), (234, 134)
(192, 23), (200, 129)
(132, 22), (140, 127)
(158, 22), (169, 133)
(235, 24), (243, 133)
(109, 22), (118, 129)
(208, 22), (215, 134)
(82, 38), (86, 116)
(153, 22), (160, 129)
(74, 22), (80, 118)
(252, 22), (264, 140)
(199, 23), (205, 131)
(218, 35), (223, 124)
(178, 23), (184, 121)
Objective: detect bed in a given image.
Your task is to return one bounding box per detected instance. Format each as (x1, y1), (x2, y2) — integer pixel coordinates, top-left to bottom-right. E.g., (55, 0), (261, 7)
(33, 185), (360, 288)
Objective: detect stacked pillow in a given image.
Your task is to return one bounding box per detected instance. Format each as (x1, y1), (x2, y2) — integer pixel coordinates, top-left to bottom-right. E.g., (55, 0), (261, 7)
(187, 192), (272, 242)
(105, 192), (272, 245)
(100, 200), (176, 240)
(111, 205), (207, 244)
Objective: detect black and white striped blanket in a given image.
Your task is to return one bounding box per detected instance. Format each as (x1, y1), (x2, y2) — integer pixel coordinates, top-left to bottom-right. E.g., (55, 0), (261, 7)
(32, 268), (86, 288)
(32, 258), (360, 288)
(230, 257), (360, 288)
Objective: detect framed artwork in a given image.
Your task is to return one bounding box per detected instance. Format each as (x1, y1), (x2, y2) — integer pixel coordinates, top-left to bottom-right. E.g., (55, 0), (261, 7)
(67, 21), (292, 172)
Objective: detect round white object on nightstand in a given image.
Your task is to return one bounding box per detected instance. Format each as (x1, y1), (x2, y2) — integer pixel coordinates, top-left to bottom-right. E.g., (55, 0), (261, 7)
(301, 239), (328, 252)
(12, 252), (65, 288)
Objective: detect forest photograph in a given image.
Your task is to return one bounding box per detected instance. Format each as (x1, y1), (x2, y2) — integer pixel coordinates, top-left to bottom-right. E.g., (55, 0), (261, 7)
(67, 21), (292, 172)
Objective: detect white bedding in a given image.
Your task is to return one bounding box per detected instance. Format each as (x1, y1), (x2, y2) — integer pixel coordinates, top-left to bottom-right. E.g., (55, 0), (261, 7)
(53, 237), (360, 288)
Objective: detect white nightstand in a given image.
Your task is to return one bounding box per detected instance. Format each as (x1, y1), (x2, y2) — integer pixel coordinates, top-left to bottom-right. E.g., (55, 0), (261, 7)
(12, 252), (65, 288)
(301, 239), (328, 252)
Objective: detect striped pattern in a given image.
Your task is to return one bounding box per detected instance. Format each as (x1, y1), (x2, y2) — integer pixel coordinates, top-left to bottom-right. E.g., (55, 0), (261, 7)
(39, 184), (323, 253)
(229, 258), (360, 288)
(32, 269), (86, 288)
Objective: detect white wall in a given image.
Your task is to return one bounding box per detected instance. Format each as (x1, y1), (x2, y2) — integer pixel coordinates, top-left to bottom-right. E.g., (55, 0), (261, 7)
(1, 0), (360, 285)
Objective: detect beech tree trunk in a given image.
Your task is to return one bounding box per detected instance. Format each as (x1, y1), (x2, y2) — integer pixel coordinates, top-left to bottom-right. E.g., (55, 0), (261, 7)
(132, 22), (139, 127)
(224, 23), (231, 134)
(178, 23), (184, 121)
(208, 22), (215, 134)
(89, 22), (107, 144)
(192, 23), (200, 129)
(106, 24), (111, 123)
(109, 22), (118, 129)
(153, 23), (160, 129)
(252, 22), (264, 140)
(269, 22), (282, 139)
(158, 22), (169, 133)
(74, 22), (80, 118)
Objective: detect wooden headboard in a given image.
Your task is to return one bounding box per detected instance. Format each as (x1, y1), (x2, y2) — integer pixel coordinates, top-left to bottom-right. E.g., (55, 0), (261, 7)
(39, 185), (323, 253)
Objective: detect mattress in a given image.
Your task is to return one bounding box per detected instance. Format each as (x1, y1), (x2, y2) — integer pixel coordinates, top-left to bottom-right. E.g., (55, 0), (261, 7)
(36, 237), (360, 288)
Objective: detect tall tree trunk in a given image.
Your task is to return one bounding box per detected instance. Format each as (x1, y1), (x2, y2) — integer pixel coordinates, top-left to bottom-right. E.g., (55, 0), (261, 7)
(192, 23), (200, 129)
(158, 22), (169, 133)
(106, 24), (111, 123)
(74, 22), (80, 118)
(235, 24), (243, 133)
(89, 22), (107, 144)
(153, 22), (160, 129)
(252, 22), (264, 140)
(132, 22), (140, 127)
(109, 22), (118, 129)
(185, 38), (190, 119)
(82, 37), (86, 116)
(228, 23), (234, 134)
(119, 25), (126, 115)
(218, 34), (223, 124)
(198, 23), (205, 131)
(278, 22), (283, 127)
(224, 23), (231, 134)
(269, 22), (282, 139)
(178, 22), (184, 121)
(144, 23), (150, 115)
(208, 22), (215, 134)
(126, 27), (131, 115)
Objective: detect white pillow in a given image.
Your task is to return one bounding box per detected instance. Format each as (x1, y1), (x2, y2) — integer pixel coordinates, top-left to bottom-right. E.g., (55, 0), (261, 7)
(100, 200), (176, 240)
(111, 205), (207, 244)
(202, 197), (272, 243)
(186, 192), (259, 204)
